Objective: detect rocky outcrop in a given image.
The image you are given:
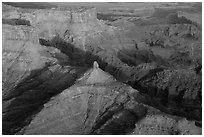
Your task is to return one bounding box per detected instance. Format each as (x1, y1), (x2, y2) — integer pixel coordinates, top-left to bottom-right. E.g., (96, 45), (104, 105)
(18, 62), (142, 134)
(132, 107), (201, 135)
(3, 24), (40, 95)
(2, 24), (88, 134)
(115, 22), (202, 69)
(23, 10), (71, 40)
(19, 62), (201, 135)
(40, 33), (201, 124)
(2, 3), (202, 135)
(132, 68), (202, 121)
(71, 7), (97, 23)
(2, 3), (133, 51)
(141, 24), (201, 49)
(65, 15), (129, 51)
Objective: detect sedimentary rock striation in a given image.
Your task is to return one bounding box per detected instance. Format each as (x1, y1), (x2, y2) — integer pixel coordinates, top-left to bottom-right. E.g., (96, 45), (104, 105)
(2, 3), (202, 135)
(19, 62), (201, 135)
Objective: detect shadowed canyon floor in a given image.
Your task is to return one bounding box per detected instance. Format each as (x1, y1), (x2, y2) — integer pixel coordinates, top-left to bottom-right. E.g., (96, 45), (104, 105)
(2, 2), (202, 135)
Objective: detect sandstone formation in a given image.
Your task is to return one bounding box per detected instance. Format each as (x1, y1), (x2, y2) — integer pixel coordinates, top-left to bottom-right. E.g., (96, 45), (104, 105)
(132, 107), (201, 135)
(19, 62), (141, 134)
(19, 62), (201, 135)
(2, 3), (202, 135)
(2, 6), (90, 134)
(2, 4), (132, 51)
(71, 7), (97, 23)
(2, 23), (89, 134)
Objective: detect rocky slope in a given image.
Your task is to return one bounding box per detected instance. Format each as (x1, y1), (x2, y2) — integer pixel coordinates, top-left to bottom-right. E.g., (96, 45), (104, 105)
(2, 3), (202, 135)
(2, 4), (89, 134)
(18, 62), (201, 135)
(2, 24), (89, 134)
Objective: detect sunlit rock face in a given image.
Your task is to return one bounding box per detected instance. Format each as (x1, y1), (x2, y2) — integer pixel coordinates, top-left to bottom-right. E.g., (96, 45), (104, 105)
(131, 107), (201, 135)
(2, 24), (86, 135)
(2, 4), (132, 52)
(19, 62), (201, 135)
(2, 3), (202, 135)
(19, 62), (145, 135)
(2, 24), (38, 43)
(64, 7), (127, 51)
(2, 24), (67, 101)
(2, 3), (70, 40)
(22, 10), (71, 40)
(2, 25), (42, 95)
(71, 7), (97, 23)
(2, 3), (18, 11)
(2, 10), (21, 19)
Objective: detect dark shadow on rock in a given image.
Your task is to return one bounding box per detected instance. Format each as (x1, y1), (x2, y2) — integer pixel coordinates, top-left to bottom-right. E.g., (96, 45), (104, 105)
(2, 62), (88, 134)
(39, 35), (201, 123)
(3, 33), (201, 134)
(2, 19), (31, 26)
(3, 36), (131, 135)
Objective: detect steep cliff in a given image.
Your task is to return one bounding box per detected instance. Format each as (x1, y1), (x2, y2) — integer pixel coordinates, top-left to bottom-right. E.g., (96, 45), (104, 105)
(71, 7), (97, 23)
(2, 4), (133, 51)
(2, 3), (202, 135)
(2, 10), (89, 134)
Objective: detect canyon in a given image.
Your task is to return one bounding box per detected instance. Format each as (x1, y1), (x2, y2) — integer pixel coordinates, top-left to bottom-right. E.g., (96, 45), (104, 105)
(2, 2), (202, 135)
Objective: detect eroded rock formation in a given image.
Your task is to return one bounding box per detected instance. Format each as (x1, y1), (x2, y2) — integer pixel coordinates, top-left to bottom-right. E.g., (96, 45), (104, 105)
(19, 62), (201, 135)
(2, 3), (202, 135)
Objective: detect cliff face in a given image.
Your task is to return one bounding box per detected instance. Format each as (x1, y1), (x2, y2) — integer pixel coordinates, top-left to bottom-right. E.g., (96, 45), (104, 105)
(66, 7), (128, 51)
(2, 23), (89, 134)
(2, 5), (91, 134)
(2, 3), (202, 135)
(3, 4), (133, 51)
(71, 7), (97, 23)
(22, 10), (71, 39)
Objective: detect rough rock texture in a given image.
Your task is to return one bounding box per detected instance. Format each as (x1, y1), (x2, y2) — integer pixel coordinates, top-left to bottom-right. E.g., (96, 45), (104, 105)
(71, 7), (97, 23)
(2, 3), (202, 135)
(128, 65), (201, 125)
(142, 24), (201, 50)
(41, 32), (201, 124)
(132, 107), (201, 135)
(3, 24), (43, 96)
(2, 24), (88, 134)
(19, 62), (201, 135)
(4, 5), (133, 51)
(19, 62), (144, 134)
(2, 3), (19, 12)
(21, 10), (71, 40)
(64, 12), (132, 51)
